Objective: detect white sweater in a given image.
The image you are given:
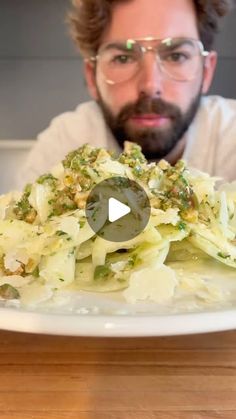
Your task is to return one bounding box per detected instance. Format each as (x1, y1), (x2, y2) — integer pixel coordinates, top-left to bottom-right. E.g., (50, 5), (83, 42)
(16, 95), (236, 189)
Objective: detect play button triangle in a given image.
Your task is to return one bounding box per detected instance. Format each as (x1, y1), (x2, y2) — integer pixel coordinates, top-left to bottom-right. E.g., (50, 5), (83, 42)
(108, 197), (131, 223)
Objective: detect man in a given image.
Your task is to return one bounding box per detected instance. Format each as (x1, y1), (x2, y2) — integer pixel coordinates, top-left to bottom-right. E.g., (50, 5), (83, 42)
(16, 0), (235, 189)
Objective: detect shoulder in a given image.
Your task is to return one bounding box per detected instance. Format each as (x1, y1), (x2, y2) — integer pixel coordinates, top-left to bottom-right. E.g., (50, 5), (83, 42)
(47, 101), (103, 130)
(36, 101), (106, 149)
(184, 95), (236, 180)
(200, 96), (236, 182)
(190, 95), (236, 138)
(196, 95), (236, 146)
(199, 95), (236, 122)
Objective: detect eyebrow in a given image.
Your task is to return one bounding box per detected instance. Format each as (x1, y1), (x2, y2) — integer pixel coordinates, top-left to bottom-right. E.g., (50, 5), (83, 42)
(161, 39), (195, 50)
(102, 42), (135, 52)
(101, 38), (196, 54)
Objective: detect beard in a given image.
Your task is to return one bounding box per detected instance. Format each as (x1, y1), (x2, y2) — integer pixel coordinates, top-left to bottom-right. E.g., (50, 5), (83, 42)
(97, 91), (202, 160)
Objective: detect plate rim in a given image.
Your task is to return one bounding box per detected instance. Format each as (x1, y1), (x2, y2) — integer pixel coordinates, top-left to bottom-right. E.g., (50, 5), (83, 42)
(0, 305), (236, 337)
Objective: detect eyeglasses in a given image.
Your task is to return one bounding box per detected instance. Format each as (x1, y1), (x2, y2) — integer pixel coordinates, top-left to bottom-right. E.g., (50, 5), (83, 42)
(88, 37), (209, 84)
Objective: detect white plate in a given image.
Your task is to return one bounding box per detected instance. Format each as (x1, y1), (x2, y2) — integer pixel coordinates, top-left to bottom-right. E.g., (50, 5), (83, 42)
(0, 290), (236, 337)
(0, 305), (236, 337)
(1, 258), (236, 337)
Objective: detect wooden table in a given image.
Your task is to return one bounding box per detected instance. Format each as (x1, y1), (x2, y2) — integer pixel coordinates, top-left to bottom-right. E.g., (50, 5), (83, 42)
(0, 329), (236, 418)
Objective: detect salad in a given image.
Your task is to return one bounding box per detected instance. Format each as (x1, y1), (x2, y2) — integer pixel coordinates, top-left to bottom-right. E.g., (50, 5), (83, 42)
(0, 141), (236, 309)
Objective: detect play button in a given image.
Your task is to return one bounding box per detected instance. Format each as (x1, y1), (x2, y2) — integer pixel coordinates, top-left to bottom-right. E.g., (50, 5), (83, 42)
(85, 177), (150, 242)
(108, 198), (130, 222)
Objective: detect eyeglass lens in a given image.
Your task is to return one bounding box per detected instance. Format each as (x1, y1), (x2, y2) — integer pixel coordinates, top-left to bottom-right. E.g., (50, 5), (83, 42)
(97, 38), (205, 83)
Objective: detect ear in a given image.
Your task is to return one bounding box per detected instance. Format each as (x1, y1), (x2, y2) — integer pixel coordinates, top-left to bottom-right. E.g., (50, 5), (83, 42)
(84, 60), (99, 100)
(201, 51), (217, 94)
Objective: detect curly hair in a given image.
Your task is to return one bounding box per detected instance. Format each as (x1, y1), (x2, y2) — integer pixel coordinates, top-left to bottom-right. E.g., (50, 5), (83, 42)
(67, 0), (232, 57)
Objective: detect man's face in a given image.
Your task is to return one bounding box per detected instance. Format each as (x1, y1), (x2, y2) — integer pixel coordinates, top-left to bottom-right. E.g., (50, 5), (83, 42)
(85, 0), (216, 158)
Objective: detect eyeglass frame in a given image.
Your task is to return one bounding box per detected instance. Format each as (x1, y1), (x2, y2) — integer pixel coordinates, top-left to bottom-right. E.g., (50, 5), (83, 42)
(86, 36), (209, 84)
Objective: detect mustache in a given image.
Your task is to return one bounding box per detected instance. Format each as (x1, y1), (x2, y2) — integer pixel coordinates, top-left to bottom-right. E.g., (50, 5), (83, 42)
(117, 96), (181, 123)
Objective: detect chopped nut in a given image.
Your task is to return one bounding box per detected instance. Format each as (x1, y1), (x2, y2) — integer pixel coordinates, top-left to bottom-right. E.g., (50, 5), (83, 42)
(181, 209), (198, 223)
(158, 159), (170, 171)
(96, 149), (111, 161)
(4, 263), (25, 276)
(25, 209), (37, 224)
(74, 191), (90, 209)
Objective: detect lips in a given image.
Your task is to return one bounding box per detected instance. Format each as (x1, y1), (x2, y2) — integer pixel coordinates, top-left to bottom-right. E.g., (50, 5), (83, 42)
(130, 114), (170, 128)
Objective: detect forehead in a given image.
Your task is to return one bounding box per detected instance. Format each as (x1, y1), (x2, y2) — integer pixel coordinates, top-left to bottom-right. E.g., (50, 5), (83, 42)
(101, 0), (199, 43)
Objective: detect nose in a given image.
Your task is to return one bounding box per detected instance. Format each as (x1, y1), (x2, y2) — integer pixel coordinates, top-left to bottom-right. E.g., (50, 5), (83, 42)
(137, 53), (164, 97)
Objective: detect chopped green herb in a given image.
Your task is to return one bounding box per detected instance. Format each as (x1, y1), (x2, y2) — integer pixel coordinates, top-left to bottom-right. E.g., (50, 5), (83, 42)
(32, 266), (39, 278)
(56, 230), (67, 236)
(178, 221), (187, 231)
(94, 265), (111, 281)
(217, 252), (230, 259)
(37, 173), (57, 187)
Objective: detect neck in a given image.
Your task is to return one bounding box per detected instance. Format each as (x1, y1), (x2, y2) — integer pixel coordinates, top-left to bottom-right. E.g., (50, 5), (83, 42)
(148, 137), (186, 166)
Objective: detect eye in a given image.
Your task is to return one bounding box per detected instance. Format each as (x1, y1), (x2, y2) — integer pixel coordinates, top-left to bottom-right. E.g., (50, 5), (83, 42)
(111, 54), (136, 64)
(165, 52), (190, 63)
